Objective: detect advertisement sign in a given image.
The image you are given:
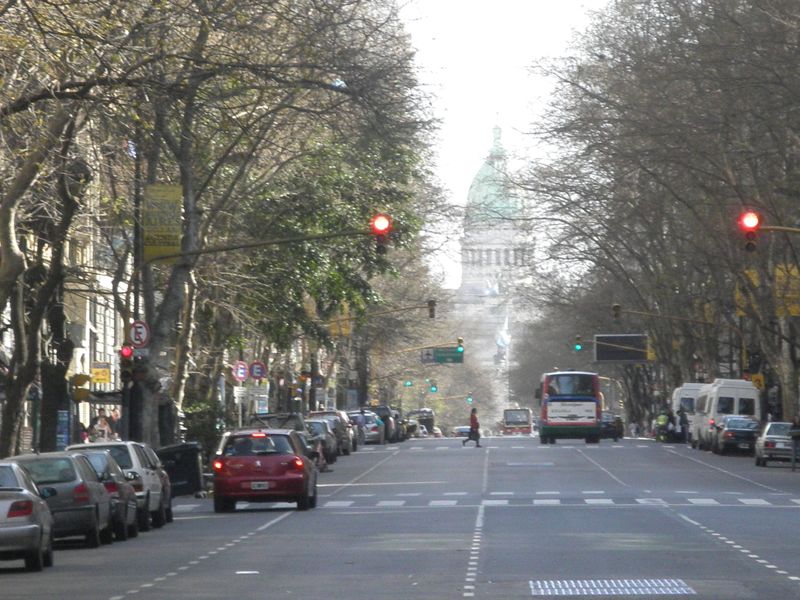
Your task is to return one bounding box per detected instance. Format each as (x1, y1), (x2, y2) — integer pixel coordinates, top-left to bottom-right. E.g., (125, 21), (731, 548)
(143, 184), (182, 263)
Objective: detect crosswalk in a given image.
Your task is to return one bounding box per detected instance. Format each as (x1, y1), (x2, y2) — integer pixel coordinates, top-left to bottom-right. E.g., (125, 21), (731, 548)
(172, 493), (800, 513)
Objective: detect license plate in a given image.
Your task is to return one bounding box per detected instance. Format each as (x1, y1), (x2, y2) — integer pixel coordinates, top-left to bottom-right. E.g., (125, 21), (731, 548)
(738, 443), (751, 449)
(250, 481), (270, 490)
(777, 443), (788, 449)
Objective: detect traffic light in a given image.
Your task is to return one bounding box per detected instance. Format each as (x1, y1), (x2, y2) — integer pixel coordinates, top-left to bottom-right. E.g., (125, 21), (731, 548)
(429, 381), (438, 393)
(466, 393), (473, 404)
(427, 299), (436, 318)
(370, 213), (392, 255)
(612, 303), (621, 320)
(456, 337), (464, 353)
(738, 210), (761, 252)
(404, 380), (413, 387)
(574, 335), (583, 352)
(119, 344), (134, 383)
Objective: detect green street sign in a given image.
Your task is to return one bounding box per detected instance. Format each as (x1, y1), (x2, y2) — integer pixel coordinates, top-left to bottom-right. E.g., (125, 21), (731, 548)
(433, 346), (464, 364)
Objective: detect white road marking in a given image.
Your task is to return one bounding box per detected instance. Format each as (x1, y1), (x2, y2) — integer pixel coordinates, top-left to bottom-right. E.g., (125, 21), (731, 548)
(582, 490), (605, 494)
(490, 491), (513, 495)
(533, 499), (560, 506)
(636, 498), (667, 505)
(430, 500), (458, 506)
(535, 491), (560, 495)
(739, 498), (771, 505)
(376, 500), (405, 507)
(324, 500), (354, 508)
(585, 499), (614, 505)
(445, 492), (468, 496)
(688, 498), (719, 505)
(481, 499), (508, 506)
(172, 504), (200, 512)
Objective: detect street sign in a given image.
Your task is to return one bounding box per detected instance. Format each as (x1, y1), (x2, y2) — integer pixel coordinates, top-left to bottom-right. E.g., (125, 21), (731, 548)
(129, 320), (150, 348)
(421, 348), (436, 364)
(232, 360), (248, 382)
(433, 346), (464, 364)
(594, 334), (650, 363)
(249, 361), (267, 380)
(91, 362), (111, 384)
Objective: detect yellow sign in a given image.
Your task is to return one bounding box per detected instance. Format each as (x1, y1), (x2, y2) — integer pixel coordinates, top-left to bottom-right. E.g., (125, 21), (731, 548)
(736, 266), (800, 317)
(751, 373), (765, 391)
(143, 184), (182, 263)
(91, 362), (111, 384)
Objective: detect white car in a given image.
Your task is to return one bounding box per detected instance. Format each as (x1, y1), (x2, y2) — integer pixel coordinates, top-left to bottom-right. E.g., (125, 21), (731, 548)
(68, 441), (165, 531)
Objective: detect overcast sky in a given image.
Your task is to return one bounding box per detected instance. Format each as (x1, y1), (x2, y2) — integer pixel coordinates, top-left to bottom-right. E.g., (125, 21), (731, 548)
(399, 0), (609, 287)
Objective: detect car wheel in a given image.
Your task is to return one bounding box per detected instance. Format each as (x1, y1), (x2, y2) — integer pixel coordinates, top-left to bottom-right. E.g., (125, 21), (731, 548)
(213, 495), (235, 513)
(718, 444), (726, 456)
(165, 496), (173, 523)
(115, 507), (129, 541)
(128, 512), (140, 538)
(343, 443), (351, 456)
(297, 487), (312, 511)
(138, 496), (152, 532)
(691, 439), (697, 449)
(24, 536), (44, 572)
(540, 435), (547, 444)
(755, 455), (763, 466)
(43, 532), (54, 568)
(309, 482), (318, 509)
(152, 497), (167, 528)
(85, 512), (101, 548)
(100, 521), (114, 545)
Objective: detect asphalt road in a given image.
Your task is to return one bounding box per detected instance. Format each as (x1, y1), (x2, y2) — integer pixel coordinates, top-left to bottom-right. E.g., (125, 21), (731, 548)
(3, 436), (800, 599)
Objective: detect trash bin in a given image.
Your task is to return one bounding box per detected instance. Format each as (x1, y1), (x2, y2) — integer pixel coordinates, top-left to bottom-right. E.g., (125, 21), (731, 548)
(156, 442), (204, 497)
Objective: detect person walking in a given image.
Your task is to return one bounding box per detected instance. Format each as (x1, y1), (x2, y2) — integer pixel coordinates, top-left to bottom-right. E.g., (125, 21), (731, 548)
(463, 407), (481, 447)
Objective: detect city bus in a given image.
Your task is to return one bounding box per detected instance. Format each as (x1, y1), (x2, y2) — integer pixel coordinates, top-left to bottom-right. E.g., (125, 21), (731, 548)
(536, 370), (602, 444)
(501, 407), (533, 435)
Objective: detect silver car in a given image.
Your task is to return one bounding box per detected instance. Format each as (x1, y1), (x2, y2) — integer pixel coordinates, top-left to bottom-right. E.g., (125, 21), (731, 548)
(0, 462), (55, 571)
(755, 422), (796, 466)
(11, 452), (113, 548)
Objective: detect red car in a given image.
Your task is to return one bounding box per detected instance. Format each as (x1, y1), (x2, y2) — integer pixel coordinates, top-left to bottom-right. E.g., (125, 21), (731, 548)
(212, 429), (318, 512)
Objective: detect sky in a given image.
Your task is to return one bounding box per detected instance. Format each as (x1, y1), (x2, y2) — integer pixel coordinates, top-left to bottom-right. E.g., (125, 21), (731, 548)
(399, 0), (610, 288)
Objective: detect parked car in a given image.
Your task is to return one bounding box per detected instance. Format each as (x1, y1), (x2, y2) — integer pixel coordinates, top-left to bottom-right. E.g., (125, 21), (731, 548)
(0, 462), (55, 571)
(347, 411), (367, 447)
(306, 419), (338, 464)
(307, 411), (352, 455)
(78, 449), (139, 540)
(755, 421), (796, 466)
(431, 426), (443, 438)
(453, 426), (471, 438)
(360, 411), (385, 444)
(70, 441), (166, 531)
(711, 415), (759, 454)
(11, 451), (113, 547)
(142, 445), (173, 523)
(212, 428), (318, 512)
(372, 405), (397, 442)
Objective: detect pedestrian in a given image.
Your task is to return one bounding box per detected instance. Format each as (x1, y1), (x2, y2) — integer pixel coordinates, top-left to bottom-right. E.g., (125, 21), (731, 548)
(678, 408), (689, 444)
(463, 407), (481, 447)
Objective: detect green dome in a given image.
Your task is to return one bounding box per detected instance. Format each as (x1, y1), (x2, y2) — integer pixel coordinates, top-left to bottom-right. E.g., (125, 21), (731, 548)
(464, 127), (516, 225)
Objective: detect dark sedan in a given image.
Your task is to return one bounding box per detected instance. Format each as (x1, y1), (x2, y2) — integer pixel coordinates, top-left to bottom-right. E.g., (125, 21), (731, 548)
(712, 416), (759, 454)
(79, 450), (139, 540)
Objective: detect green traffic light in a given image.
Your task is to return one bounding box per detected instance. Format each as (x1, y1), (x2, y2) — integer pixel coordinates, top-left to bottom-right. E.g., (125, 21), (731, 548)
(466, 395), (473, 404)
(430, 384), (438, 393)
(404, 380), (412, 387)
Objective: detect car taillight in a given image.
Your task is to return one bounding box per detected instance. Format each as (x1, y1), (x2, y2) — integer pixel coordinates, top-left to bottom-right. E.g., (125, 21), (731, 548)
(73, 483), (91, 504)
(765, 441), (776, 448)
(724, 431), (734, 439)
(370, 425), (378, 432)
(212, 459), (224, 472)
(7, 500), (33, 518)
(104, 481), (119, 494)
(291, 457), (304, 471)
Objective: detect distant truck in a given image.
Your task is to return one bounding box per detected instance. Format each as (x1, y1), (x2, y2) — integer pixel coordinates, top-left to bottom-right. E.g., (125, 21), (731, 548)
(501, 408), (533, 435)
(406, 408), (435, 438)
(670, 382), (704, 445)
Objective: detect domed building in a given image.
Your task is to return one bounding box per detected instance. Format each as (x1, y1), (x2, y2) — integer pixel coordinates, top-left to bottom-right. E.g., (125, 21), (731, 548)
(455, 127), (530, 416)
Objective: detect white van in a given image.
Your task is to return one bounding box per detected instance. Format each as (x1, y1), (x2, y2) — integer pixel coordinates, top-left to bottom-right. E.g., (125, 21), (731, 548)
(692, 379), (761, 450)
(671, 383), (704, 443)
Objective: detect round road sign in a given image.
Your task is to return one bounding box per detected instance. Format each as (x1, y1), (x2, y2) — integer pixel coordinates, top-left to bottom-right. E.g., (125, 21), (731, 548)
(129, 320), (150, 348)
(249, 361), (267, 380)
(232, 360), (248, 382)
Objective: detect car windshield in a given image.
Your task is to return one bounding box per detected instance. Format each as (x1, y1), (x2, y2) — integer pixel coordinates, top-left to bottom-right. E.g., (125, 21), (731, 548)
(90, 445), (133, 469)
(21, 458), (76, 484)
(727, 419), (757, 430)
(0, 465), (20, 488)
(307, 422), (326, 435)
(767, 423), (791, 436)
(223, 434), (292, 456)
(85, 452), (109, 475)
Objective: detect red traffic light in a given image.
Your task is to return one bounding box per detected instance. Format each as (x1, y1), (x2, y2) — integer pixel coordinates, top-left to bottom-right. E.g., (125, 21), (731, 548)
(738, 211), (761, 231)
(120, 344), (134, 360)
(370, 213), (392, 234)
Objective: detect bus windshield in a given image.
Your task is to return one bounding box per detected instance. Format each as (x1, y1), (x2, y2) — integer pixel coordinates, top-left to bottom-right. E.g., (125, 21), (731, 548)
(545, 373), (596, 397)
(503, 409), (531, 425)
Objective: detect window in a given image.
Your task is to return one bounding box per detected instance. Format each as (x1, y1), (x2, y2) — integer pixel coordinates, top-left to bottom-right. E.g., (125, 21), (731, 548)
(23, 458), (76, 484)
(696, 395), (707, 413)
(737, 398), (755, 416)
(679, 397), (695, 413)
(0, 466), (18, 488)
(717, 397), (734, 414)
